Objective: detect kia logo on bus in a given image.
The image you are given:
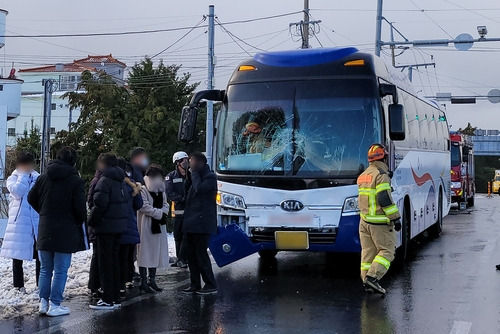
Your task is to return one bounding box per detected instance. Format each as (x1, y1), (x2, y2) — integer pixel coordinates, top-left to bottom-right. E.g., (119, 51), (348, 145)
(280, 200), (304, 212)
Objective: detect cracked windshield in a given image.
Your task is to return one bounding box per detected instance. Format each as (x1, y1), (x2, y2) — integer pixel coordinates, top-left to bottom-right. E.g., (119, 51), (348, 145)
(216, 79), (382, 177)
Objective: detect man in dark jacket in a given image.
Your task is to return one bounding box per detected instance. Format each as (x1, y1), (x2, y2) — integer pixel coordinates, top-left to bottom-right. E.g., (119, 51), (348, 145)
(166, 151), (189, 268)
(117, 157), (143, 292)
(181, 152), (218, 295)
(129, 147), (149, 185)
(28, 147), (87, 317)
(88, 153), (129, 310)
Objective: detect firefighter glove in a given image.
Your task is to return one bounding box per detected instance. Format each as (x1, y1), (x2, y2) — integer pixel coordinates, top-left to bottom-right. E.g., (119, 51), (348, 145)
(392, 219), (402, 232)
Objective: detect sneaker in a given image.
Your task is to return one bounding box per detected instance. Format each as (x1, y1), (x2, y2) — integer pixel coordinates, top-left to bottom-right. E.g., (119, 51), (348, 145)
(125, 282), (134, 289)
(38, 298), (49, 315)
(46, 304), (70, 317)
(113, 302), (121, 309)
(196, 287), (218, 296)
(89, 299), (114, 310)
(364, 276), (386, 295)
(170, 261), (179, 268)
(180, 286), (200, 294)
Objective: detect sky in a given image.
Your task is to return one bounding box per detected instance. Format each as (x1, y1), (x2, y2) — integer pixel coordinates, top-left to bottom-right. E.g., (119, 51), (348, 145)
(1, 0), (500, 131)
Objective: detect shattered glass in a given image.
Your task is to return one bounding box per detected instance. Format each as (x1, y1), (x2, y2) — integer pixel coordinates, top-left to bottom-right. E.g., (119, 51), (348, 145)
(216, 79), (382, 177)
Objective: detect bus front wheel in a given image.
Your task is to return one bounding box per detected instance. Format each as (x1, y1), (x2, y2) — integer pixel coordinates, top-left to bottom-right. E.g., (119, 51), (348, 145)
(396, 202), (411, 262)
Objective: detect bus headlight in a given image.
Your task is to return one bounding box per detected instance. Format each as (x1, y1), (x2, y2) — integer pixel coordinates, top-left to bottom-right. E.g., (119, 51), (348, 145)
(342, 197), (359, 214)
(216, 191), (246, 210)
(451, 182), (461, 190)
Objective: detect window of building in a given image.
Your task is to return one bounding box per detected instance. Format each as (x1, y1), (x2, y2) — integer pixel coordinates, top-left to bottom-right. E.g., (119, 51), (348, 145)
(50, 127), (56, 135)
(59, 75), (81, 91)
(0, 85), (3, 91)
(7, 128), (15, 136)
(51, 103), (56, 110)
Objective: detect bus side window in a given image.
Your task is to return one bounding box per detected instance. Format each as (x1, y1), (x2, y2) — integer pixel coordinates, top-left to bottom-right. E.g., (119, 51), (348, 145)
(403, 92), (419, 149)
(416, 99), (429, 149)
(427, 109), (438, 150)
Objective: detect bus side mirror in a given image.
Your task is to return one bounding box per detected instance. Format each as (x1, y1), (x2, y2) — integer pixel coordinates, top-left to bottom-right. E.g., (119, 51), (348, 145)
(389, 104), (406, 141)
(178, 106), (198, 143)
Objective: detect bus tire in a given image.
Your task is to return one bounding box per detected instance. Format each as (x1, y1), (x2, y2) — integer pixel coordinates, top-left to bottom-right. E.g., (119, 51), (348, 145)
(258, 250), (278, 260)
(429, 190), (443, 238)
(396, 199), (411, 262)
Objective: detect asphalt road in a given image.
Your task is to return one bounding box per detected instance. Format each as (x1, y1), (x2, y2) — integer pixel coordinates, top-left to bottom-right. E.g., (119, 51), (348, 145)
(1, 195), (500, 334)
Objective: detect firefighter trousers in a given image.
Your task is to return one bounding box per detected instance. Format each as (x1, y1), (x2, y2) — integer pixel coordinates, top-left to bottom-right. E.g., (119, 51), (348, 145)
(359, 219), (396, 282)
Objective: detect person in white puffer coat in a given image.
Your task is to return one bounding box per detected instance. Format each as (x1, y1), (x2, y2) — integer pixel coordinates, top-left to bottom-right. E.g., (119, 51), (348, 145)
(0, 152), (40, 291)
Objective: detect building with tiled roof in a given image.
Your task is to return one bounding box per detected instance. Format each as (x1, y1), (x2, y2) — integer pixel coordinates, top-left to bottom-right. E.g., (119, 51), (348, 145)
(18, 63), (96, 73)
(7, 54), (126, 145)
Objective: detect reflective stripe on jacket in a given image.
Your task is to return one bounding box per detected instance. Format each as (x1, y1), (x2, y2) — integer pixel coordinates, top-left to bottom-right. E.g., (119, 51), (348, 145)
(357, 161), (401, 224)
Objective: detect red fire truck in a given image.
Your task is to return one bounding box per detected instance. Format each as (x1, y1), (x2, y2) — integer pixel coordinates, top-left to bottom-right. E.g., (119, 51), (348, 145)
(450, 132), (475, 207)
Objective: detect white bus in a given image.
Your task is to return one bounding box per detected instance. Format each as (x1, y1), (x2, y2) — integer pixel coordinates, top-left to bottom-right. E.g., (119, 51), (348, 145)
(178, 47), (451, 266)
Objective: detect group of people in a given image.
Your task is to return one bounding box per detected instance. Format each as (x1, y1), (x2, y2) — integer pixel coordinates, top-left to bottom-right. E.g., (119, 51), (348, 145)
(0, 146), (218, 316)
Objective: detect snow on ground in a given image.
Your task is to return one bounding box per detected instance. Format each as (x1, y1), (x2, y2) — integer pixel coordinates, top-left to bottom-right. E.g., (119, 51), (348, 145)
(0, 233), (176, 320)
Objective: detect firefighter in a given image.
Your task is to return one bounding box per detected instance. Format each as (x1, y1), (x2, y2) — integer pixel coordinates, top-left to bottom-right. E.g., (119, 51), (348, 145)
(357, 144), (401, 295)
(165, 151), (190, 268)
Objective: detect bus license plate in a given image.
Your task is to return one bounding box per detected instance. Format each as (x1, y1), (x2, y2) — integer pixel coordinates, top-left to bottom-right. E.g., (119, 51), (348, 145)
(275, 231), (309, 250)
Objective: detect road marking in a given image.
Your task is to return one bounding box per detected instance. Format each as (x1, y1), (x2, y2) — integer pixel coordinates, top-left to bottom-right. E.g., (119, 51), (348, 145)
(449, 321), (472, 334)
(33, 278), (191, 334)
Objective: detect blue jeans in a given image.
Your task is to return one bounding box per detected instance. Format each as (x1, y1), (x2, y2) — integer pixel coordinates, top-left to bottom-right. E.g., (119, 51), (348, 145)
(38, 251), (72, 306)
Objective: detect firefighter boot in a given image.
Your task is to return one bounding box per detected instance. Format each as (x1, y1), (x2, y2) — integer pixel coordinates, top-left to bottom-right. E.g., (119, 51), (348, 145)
(365, 276), (386, 295)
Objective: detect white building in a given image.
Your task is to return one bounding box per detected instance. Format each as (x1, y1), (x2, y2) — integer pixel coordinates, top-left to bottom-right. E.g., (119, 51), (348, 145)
(7, 55), (126, 146)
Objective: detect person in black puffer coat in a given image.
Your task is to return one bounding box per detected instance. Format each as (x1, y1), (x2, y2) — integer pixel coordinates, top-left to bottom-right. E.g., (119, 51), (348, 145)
(88, 153), (128, 310)
(181, 152), (218, 295)
(87, 165), (104, 296)
(117, 157), (142, 292)
(28, 147), (87, 316)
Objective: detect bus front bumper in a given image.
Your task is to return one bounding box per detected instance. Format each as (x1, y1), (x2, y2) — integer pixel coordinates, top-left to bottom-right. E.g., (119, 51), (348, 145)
(209, 214), (361, 267)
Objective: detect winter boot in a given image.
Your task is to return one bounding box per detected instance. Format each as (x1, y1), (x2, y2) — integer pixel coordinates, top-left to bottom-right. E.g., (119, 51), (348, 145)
(138, 267), (154, 293)
(148, 268), (163, 292)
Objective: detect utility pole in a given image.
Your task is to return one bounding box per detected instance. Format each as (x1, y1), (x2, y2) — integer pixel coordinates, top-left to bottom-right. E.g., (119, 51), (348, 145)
(289, 0), (320, 49)
(40, 79), (55, 173)
(206, 4), (215, 168)
(302, 0), (310, 49)
(375, 0), (383, 56)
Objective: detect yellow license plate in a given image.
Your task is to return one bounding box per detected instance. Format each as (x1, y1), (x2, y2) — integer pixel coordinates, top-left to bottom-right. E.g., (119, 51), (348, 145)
(275, 231), (309, 250)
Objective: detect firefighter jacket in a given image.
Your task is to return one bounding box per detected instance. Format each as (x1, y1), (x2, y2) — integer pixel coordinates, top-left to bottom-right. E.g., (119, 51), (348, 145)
(165, 169), (186, 216)
(357, 161), (401, 224)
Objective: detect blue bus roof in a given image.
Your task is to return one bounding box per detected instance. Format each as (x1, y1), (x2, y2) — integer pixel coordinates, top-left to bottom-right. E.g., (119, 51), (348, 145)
(253, 47), (359, 67)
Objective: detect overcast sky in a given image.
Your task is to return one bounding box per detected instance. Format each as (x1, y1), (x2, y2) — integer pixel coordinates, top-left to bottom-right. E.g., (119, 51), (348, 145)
(2, 0), (500, 130)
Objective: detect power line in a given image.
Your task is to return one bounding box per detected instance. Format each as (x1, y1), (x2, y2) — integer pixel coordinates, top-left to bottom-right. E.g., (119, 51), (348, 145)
(0, 11), (302, 38)
(151, 17), (207, 59)
(443, 0), (500, 25)
(312, 7), (500, 12)
(215, 18), (266, 53)
(408, 0), (453, 39)
(215, 19), (252, 56)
